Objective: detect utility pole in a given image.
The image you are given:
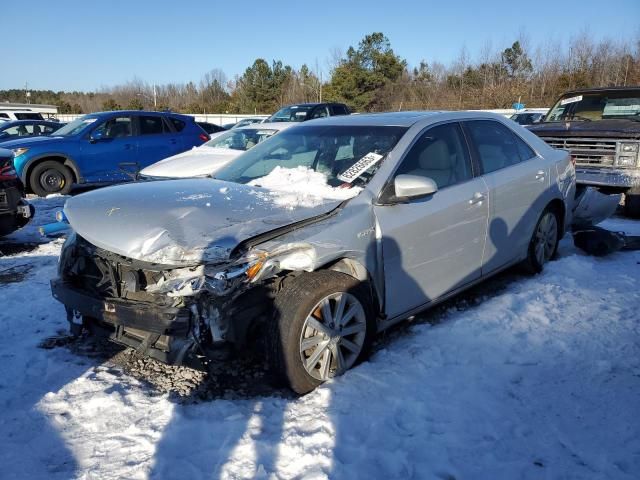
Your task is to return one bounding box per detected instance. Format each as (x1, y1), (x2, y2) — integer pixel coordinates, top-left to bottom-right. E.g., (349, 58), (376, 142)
(25, 81), (31, 104)
(153, 83), (157, 109)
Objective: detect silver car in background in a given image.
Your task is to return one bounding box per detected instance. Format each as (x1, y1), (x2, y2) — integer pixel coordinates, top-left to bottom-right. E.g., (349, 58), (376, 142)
(51, 112), (575, 394)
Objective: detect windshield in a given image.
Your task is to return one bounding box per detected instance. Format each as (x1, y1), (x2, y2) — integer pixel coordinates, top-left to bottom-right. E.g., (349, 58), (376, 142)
(545, 91), (640, 122)
(269, 105), (315, 123)
(204, 128), (278, 151)
(53, 116), (99, 136)
(214, 125), (407, 187)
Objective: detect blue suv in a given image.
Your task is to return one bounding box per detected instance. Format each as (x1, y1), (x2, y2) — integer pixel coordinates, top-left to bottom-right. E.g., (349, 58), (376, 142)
(5, 110), (209, 196)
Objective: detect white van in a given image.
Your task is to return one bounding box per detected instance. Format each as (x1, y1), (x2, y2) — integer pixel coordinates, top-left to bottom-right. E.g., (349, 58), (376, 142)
(0, 110), (45, 122)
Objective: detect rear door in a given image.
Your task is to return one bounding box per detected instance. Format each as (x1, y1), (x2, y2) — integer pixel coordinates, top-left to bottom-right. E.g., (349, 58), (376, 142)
(135, 115), (182, 169)
(374, 122), (489, 319)
(463, 120), (552, 273)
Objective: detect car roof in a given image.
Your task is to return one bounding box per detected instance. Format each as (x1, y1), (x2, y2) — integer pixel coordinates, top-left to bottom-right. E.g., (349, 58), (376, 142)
(297, 110), (517, 127)
(87, 110), (192, 118)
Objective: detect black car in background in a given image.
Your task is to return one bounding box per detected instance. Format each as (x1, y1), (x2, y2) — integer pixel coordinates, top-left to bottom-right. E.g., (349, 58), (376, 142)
(196, 121), (227, 135)
(0, 148), (32, 236)
(0, 120), (64, 144)
(267, 102), (351, 122)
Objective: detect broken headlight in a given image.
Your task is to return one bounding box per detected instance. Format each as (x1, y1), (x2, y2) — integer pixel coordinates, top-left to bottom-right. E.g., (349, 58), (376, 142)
(204, 252), (267, 296)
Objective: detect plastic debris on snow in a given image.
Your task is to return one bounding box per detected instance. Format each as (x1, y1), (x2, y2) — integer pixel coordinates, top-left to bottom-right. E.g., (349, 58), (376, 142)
(248, 166), (361, 209)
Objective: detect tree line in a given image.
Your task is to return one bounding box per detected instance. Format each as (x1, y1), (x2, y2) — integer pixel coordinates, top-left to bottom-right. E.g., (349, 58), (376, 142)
(1, 31), (638, 115)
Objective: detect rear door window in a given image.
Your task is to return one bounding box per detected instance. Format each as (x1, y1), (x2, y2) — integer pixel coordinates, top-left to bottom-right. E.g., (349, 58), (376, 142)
(465, 120), (534, 174)
(139, 116), (166, 135)
(331, 104), (349, 115)
(168, 117), (186, 132)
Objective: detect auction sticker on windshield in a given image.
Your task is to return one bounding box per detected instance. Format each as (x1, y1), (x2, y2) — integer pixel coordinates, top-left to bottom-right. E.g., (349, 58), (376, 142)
(338, 152), (383, 183)
(560, 95), (583, 105)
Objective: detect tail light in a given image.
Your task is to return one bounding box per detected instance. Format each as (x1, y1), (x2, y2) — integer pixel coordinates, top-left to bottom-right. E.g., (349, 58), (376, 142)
(0, 155), (17, 180)
(199, 133), (210, 142)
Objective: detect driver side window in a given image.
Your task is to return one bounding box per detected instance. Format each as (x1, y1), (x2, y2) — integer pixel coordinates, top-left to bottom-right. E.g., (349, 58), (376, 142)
(93, 117), (132, 139)
(395, 122), (472, 190)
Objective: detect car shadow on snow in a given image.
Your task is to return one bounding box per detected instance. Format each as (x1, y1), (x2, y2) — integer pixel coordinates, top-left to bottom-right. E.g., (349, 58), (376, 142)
(0, 252), (103, 479)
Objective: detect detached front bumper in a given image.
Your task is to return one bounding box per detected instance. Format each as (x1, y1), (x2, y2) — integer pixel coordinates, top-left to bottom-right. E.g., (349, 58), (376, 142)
(576, 167), (640, 190)
(50, 278), (195, 364)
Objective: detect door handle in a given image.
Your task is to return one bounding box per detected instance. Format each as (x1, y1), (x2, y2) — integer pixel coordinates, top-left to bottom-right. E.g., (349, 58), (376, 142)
(468, 192), (485, 205)
(535, 170), (546, 180)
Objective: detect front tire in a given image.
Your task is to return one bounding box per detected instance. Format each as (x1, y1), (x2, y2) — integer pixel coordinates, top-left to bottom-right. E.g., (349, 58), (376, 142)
(29, 161), (74, 197)
(268, 271), (375, 394)
(522, 207), (559, 274)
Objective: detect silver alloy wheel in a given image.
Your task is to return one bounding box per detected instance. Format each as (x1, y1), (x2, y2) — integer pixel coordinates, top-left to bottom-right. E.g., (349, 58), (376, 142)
(299, 292), (367, 381)
(534, 211), (558, 266)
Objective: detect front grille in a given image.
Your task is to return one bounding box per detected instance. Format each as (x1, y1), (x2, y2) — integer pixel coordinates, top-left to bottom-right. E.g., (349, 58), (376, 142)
(63, 237), (172, 305)
(540, 137), (617, 166)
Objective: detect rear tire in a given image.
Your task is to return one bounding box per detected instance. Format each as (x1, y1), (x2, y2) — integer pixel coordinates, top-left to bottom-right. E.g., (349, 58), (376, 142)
(522, 207), (560, 274)
(267, 271), (376, 394)
(29, 160), (73, 197)
(623, 188), (640, 219)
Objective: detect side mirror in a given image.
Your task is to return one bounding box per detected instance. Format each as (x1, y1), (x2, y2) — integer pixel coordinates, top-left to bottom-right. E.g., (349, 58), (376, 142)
(89, 130), (104, 143)
(393, 174), (438, 201)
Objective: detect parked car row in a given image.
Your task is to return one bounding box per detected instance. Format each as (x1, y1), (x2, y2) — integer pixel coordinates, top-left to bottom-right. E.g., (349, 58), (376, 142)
(11, 90), (638, 394)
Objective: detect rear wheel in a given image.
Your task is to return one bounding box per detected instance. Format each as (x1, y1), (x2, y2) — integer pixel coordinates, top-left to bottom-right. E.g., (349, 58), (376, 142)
(623, 188), (640, 219)
(29, 160), (73, 197)
(522, 207), (559, 274)
(268, 271), (375, 394)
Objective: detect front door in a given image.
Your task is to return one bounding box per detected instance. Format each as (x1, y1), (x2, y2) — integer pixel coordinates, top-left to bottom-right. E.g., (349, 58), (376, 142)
(79, 116), (137, 183)
(374, 122), (489, 319)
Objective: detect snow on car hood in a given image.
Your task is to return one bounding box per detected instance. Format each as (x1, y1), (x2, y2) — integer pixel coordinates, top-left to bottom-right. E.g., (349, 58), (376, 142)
(63, 177), (346, 266)
(140, 147), (243, 178)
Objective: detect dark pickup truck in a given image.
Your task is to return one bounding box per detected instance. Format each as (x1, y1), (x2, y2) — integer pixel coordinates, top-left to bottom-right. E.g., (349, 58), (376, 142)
(528, 87), (640, 217)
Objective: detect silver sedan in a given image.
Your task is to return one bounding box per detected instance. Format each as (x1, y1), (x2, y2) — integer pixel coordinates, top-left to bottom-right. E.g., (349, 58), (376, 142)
(52, 111), (576, 394)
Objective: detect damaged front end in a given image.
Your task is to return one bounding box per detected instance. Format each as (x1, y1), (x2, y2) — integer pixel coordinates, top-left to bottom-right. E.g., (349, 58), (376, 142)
(51, 233), (316, 365)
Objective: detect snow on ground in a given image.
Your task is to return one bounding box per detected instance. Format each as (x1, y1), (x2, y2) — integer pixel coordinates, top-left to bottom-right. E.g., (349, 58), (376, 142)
(0, 197), (639, 479)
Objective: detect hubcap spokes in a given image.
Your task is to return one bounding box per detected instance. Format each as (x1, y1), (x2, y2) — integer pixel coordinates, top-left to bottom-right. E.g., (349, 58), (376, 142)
(535, 213), (558, 265)
(299, 292), (366, 381)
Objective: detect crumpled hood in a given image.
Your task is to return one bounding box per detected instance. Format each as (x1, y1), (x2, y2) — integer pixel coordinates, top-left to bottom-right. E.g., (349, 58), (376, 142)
(528, 119), (640, 139)
(64, 178), (342, 266)
(140, 147), (242, 178)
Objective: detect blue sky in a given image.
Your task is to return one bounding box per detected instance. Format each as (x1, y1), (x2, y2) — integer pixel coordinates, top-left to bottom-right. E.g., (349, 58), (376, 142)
(3, 0), (638, 92)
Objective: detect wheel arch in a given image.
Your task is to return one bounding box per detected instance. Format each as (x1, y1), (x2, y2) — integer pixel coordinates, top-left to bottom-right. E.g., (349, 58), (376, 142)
(319, 257), (383, 316)
(546, 197), (567, 237)
(22, 154), (81, 191)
